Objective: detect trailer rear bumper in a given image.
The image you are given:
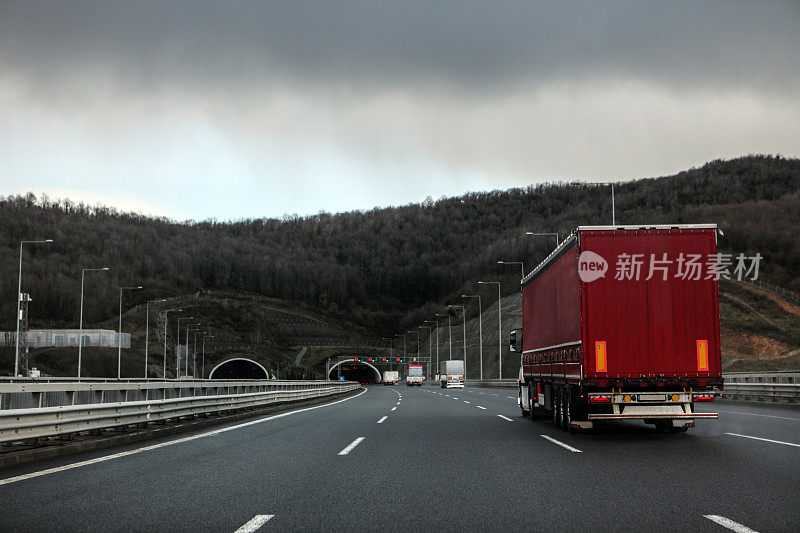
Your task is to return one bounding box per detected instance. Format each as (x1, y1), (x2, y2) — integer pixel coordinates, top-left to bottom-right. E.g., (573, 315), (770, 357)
(588, 412), (718, 420)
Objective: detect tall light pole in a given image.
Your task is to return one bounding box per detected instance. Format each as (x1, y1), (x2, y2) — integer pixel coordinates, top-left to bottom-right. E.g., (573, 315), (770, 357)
(436, 313), (452, 361)
(419, 325), (432, 380)
(192, 329), (202, 377)
(201, 334), (213, 378)
(479, 281), (502, 378)
(176, 316), (193, 377)
(407, 330), (419, 361)
(118, 286), (143, 379)
(525, 232), (559, 248)
(77, 267), (109, 379)
(163, 308), (182, 378)
(462, 295), (483, 380)
(185, 323), (201, 377)
(144, 299), (166, 378)
(498, 261), (525, 279)
(448, 305), (467, 379)
(425, 319), (439, 377)
(14, 239), (53, 376)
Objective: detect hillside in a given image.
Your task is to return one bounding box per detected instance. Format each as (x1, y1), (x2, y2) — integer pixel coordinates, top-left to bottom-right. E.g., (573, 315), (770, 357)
(2, 154), (799, 375)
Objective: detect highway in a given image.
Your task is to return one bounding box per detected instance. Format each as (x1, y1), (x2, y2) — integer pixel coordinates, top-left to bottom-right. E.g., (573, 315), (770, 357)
(0, 385), (798, 532)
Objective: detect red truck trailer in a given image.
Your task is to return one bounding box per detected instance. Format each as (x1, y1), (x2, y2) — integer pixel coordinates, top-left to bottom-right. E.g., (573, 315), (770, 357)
(512, 225), (722, 432)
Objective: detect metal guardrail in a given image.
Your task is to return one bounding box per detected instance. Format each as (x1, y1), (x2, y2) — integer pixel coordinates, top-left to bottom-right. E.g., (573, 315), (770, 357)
(720, 383), (800, 403)
(468, 372), (800, 403)
(463, 379), (518, 388)
(0, 380), (359, 444)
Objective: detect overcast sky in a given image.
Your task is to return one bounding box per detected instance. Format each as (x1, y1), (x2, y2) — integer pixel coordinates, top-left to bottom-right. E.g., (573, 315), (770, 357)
(1, 1), (798, 221)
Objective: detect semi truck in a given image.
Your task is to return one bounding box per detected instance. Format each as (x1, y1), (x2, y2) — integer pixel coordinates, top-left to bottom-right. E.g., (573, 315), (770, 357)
(512, 225), (722, 432)
(406, 364), (424, 386)
(440, 360), (465, 388)
(382, 370), (400, 385)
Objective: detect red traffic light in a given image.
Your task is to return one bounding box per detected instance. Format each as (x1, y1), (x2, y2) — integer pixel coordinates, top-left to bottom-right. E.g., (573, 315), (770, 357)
(381, 357), (387, 362)
(396, 357), (401, 362)
(367, 357), (374, 362)
(353, 357), (360, 362)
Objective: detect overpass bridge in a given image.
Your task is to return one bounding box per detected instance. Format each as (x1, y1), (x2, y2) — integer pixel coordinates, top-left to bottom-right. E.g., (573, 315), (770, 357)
(0, 374), (798, 532)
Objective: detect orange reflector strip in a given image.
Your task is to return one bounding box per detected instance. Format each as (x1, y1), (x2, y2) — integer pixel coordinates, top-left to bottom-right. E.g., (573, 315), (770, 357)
(595, 341), (607, 372)
(697, 340), (709, 371)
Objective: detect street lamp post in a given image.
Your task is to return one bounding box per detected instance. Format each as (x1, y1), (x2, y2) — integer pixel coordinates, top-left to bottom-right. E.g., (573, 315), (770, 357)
(185, 323), (201, 378)
(425, 320), (439, 378)
(77, 267), (109, 379)
(462, 295), (483, 380)
(479, 281), (503, 378)
(436, 313), (452, 360)
(448, 305), (467, 379)
(498, 261), (525, 279)
(201, 334), (213, 379)
(118, 286), (143, 379)
(163, 308), (182, 378)
(176, 316), (193, 377)
(407, 330), (419, 361)
(144, 299), (166, 378)
(419, 325), (432, 380)
(14, 239), (53, 377)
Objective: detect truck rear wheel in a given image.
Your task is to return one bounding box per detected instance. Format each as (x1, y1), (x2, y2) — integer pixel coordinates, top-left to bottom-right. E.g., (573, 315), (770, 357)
(552, 388), (562, 427)
(563, 389), (572, 432)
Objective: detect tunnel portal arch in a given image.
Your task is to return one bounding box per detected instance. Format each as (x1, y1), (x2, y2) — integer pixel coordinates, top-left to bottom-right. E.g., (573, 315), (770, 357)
(208, 358), (269, 379)
(327, 360), (382, 383)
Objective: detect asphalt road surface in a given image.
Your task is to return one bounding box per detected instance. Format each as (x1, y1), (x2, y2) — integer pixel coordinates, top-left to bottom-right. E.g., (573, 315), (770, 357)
(1, 385), (798, 532)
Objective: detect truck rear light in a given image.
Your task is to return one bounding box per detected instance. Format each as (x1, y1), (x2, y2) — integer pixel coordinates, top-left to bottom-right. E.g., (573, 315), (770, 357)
(671, 394), (680, 402)
(697, 339), (709, 371)
(595, 341), (607, 372)
(693, 394), (715, 402)
(589, 395), (611, 403)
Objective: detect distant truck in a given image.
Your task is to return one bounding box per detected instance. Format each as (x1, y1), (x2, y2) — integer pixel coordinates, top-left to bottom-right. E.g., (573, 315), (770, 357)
(406, 365), (424, 386)
(439, 360), (465, 388)
(382, 370), (400, 385)
(513, 225), (722, 432)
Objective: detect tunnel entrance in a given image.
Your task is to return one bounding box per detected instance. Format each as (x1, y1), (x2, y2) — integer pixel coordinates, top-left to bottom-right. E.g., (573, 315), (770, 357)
(328, 360), (381, 384)
(208, 358), (269, 379)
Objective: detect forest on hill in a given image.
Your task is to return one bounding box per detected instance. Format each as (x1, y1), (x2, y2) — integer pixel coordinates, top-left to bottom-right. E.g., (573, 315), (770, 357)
(1, 154), (799, 337)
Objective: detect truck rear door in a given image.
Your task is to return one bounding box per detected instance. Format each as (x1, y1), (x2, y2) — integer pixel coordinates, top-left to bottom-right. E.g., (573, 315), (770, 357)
(580, 228), (721, 380)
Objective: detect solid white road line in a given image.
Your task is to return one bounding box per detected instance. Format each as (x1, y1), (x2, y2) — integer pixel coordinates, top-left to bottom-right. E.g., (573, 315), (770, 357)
(338, 437), (366, 455)
(719, 410), (800, 422)
(497, 415), (513, 422)
(377, 416), (388, 424)
(0, 388), (369, 487)
(540, 435), (583, 453)
(703, 515), (759, 533)
(234, 515), (274, 533)
(477, 406), (486, 410)
(726, 432), (800, 448)
(391, 407), (397, 411)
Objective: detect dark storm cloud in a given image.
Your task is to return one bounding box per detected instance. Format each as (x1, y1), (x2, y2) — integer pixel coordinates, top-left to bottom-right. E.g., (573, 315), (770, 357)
(1, 1), (798, 95)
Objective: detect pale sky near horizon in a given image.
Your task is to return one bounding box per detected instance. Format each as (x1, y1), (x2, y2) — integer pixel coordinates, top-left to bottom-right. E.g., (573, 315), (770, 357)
(1, 1), (798, 222)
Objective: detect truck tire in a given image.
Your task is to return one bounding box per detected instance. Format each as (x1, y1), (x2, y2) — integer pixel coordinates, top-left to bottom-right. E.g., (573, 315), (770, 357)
(563, 389), (572, 432)
(552, 388), (562, 427)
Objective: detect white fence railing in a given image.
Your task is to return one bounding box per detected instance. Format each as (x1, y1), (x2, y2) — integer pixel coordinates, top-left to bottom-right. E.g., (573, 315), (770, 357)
(466, 372), (800, 403)
(0, 380), (359, 444)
